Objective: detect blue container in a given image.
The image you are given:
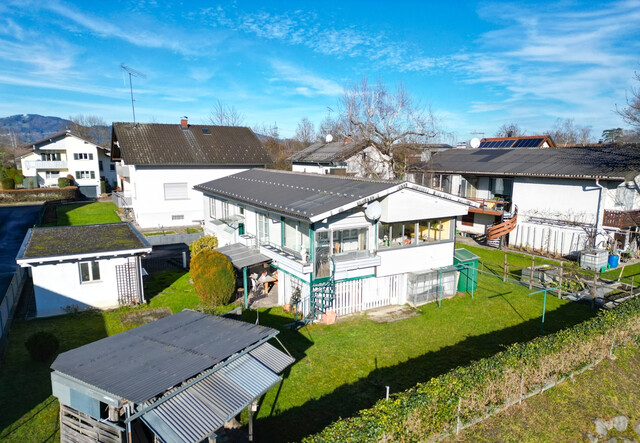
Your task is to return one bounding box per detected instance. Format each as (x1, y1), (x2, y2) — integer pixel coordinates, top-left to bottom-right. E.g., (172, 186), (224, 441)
(608, 254), (620, 269)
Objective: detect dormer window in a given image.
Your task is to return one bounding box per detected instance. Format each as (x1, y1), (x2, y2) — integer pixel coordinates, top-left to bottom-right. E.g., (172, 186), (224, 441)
(202, 128), (211, 135)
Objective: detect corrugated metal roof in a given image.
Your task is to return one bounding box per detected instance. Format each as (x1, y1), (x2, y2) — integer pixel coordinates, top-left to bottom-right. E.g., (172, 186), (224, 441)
(140, 352), (284, 443)
(51, 311), (278, 403)
(425, 146), (640, 180)
(112, 122), (274, 166)
(216, 243), (271, 269)
(17, 222), (150, 260)
(287, 140), (365, 163)
(249, 342), (294, 373)
(195, 169), (400, 221)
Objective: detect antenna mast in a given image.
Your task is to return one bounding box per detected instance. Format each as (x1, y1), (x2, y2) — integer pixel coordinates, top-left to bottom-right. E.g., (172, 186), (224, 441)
(120, 64), (146, 124)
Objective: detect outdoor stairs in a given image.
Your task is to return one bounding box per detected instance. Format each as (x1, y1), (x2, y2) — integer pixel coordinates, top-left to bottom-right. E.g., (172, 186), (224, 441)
(486, 205), (518, 248)
(305, 261), (336, 323)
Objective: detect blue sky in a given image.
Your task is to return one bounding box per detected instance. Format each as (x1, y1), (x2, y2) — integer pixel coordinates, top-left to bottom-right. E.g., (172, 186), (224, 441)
(1, 0), (639, 142)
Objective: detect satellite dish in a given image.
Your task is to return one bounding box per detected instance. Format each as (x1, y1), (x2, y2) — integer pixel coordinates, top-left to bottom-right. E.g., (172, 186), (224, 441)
(470, 137), (480, 148)
(325, 134), (334, 143)
(364, 201), (382, 221)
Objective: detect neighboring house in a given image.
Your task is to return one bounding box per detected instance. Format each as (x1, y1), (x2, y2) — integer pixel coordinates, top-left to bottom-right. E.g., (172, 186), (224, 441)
(110, 118), (273, 228)
(50, 310), (294, 443)
(16, 223), (151, 317)
(17, 130), (116, 198)
(478, 135), (556, 148)
(423, 146), (640, 256)
(195, 169), (475, 318)
(287, 136), (393, 179)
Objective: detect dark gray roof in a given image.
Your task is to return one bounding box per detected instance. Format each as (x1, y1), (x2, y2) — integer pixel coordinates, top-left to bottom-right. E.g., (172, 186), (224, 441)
(17, 222), (150, 260)
(287, 140), (365, 163)
(112, 122), (274, 166)
(425, 146), (640, 180)
(195, 169), (400, 222)
(51, 310), (280, 403)
(216, 243), (271, 269)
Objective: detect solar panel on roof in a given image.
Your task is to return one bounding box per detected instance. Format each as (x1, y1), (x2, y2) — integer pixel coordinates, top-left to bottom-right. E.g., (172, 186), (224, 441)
(479, 141), (491, 148)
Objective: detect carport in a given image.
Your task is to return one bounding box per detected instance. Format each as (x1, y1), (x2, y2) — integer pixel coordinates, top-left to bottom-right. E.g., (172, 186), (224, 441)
(216, 243), (271, 308)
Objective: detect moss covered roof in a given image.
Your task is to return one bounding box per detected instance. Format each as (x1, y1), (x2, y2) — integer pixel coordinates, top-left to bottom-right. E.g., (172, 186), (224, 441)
(21, 223), (150, 259)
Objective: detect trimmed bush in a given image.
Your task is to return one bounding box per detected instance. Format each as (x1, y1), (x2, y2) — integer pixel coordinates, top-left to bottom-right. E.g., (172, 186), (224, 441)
(305, 297), (640, 442)
(58, 177), (70, 188)
(189, 235), (219, 258)
(14, 173), (24, 185)
(190, 250), (235, 308)
(100, 179), (106, 194)
(0, 177), (15, 190)
(25, 331), (60, 362)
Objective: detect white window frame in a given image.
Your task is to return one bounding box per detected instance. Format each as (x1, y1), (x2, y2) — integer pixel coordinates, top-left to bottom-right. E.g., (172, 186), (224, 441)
(79, 260), (101, 283)
(209, 197), (216, 218)
(75, 171), (95, 179)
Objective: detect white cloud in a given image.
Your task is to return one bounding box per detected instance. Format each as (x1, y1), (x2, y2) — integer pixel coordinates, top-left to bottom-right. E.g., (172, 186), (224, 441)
(269, 60), (343, 97)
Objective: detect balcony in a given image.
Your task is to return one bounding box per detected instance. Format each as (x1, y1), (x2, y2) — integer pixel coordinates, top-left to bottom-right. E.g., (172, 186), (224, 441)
(259, 241), (313, 275)
(332, 250), (381, 272)
(603, 209), (640, 229)
(112, 191), (132, 208)
(24, 160), (67, 169)
(116, 164), (130, 178)
(467, 198), (509, 216)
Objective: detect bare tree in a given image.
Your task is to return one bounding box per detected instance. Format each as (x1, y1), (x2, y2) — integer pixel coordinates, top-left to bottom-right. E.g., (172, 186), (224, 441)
(208, 100), (245, 126)
(294, 117), (316, 147)
(616, 70), (640, 130)
(69, 115), (110, 146)
(341, 77), (438, 178)
(495, 123), (526, 137)
(317, 114), (351, 142)
(546, 118), (593, 147)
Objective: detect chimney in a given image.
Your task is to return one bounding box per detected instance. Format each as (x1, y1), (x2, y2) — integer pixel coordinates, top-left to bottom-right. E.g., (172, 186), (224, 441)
(180, 116), (188, 129)
(344, 135), (352, 143)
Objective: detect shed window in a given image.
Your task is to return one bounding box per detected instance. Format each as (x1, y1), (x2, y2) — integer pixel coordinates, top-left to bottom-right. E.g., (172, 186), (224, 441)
(164, 183), (188, 200)
(79, 261), (101, 283)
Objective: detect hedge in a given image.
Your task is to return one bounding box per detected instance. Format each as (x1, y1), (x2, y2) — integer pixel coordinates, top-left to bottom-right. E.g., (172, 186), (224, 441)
(305, 297), (640, 442)
(0, 186), (78, 203)
(57, 177), (70, 188)
(1, 177), (15, 190)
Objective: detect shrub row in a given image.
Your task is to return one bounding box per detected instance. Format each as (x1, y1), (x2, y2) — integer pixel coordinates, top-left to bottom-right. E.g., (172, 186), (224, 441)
(305, 298), (640, 442)
(0, 186), (78, 203)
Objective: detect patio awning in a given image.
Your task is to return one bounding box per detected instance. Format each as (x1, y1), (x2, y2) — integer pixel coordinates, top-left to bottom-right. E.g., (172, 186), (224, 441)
(216, 243), (271, 269)
(139, 342), (294, 443)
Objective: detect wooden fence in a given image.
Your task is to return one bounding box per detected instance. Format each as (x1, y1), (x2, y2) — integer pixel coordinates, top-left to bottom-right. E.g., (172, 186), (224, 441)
(0, 267), (27, 361)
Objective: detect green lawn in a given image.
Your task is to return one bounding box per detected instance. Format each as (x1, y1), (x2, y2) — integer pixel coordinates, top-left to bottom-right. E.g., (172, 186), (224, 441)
(0, 247), (597, 442)
(41, 202), (120, 226)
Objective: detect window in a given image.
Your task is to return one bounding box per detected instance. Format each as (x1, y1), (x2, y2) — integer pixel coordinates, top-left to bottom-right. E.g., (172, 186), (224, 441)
(379, 218), (453, 248)
(461, 213), (474, 226)
(99, 161), (103, 171)
(164, 183), (188, 200)
(283, 218), (310, 252)
(209, 198), (216, 218)
(73, 153), (93, 160)
(79, 261), (101, 283)
(257, 213), (270, 243)
(44, 171), (59, 179)
(172, 215), (184, 221)
(75, 171), (95, 179)
(221, 200), (230, 219)
(40, 153), (61, 161)
(460, 177), (478, 199)
(110, 164), (115, 171)
(332, 228), (368, 254)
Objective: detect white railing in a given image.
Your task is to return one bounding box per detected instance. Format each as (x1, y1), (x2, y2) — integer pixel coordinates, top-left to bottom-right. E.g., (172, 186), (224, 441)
(24, 160), (67, 169)
(1, 267), (27, 350)
(331, 273), (405, 317)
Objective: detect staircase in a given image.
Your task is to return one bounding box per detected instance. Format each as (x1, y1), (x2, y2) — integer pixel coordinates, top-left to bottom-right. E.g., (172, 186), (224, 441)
(486, 205), (518, 248)
(306, 258), (336, 323)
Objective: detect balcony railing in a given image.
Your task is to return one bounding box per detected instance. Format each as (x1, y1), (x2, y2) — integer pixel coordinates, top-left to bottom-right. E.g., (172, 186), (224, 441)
(603, 209), (640, 229)
(116, 164), (130, 178)
(112, 191), (132, 208)
(24, 160), (67, 169)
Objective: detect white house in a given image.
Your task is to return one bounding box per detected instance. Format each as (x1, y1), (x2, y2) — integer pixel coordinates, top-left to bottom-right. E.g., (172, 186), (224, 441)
(110, 118), (273, 229)
(287, 136), (393, 179)
(17, 130), (116, 198)
(16, 223), (152, 317)
(195, 169), (475, 318)
(422, 145), (640, 256)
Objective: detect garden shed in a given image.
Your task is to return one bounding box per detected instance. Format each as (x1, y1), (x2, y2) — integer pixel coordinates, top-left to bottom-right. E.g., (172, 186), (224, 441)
(50, 310), (294, 443)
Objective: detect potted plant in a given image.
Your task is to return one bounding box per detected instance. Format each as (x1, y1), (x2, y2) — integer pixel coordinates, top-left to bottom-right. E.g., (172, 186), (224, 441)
(287, 286), (302, 314)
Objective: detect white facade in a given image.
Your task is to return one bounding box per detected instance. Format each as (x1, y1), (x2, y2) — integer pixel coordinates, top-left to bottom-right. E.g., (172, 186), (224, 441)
(20, 132), (116, 197)
(201, 185), (470, 315)
(22, 254), (146, 318)
(118, 164), (252, 228)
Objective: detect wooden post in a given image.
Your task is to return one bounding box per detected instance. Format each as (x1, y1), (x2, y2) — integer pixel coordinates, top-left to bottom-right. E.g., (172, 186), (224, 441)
(503, 250), (508, 282)
(529, 255), (534, 289)
(617, 265), (625, 282)
(557, 262), (563, 298)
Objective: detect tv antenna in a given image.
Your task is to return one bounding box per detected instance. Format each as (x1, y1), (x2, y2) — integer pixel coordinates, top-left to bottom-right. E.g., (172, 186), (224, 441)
(120, 64), (146, 124)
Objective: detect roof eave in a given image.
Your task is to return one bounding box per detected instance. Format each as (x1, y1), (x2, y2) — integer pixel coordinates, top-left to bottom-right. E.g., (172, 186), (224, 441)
(17, 247), (152, 267)
(424, 169), (627, 181)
